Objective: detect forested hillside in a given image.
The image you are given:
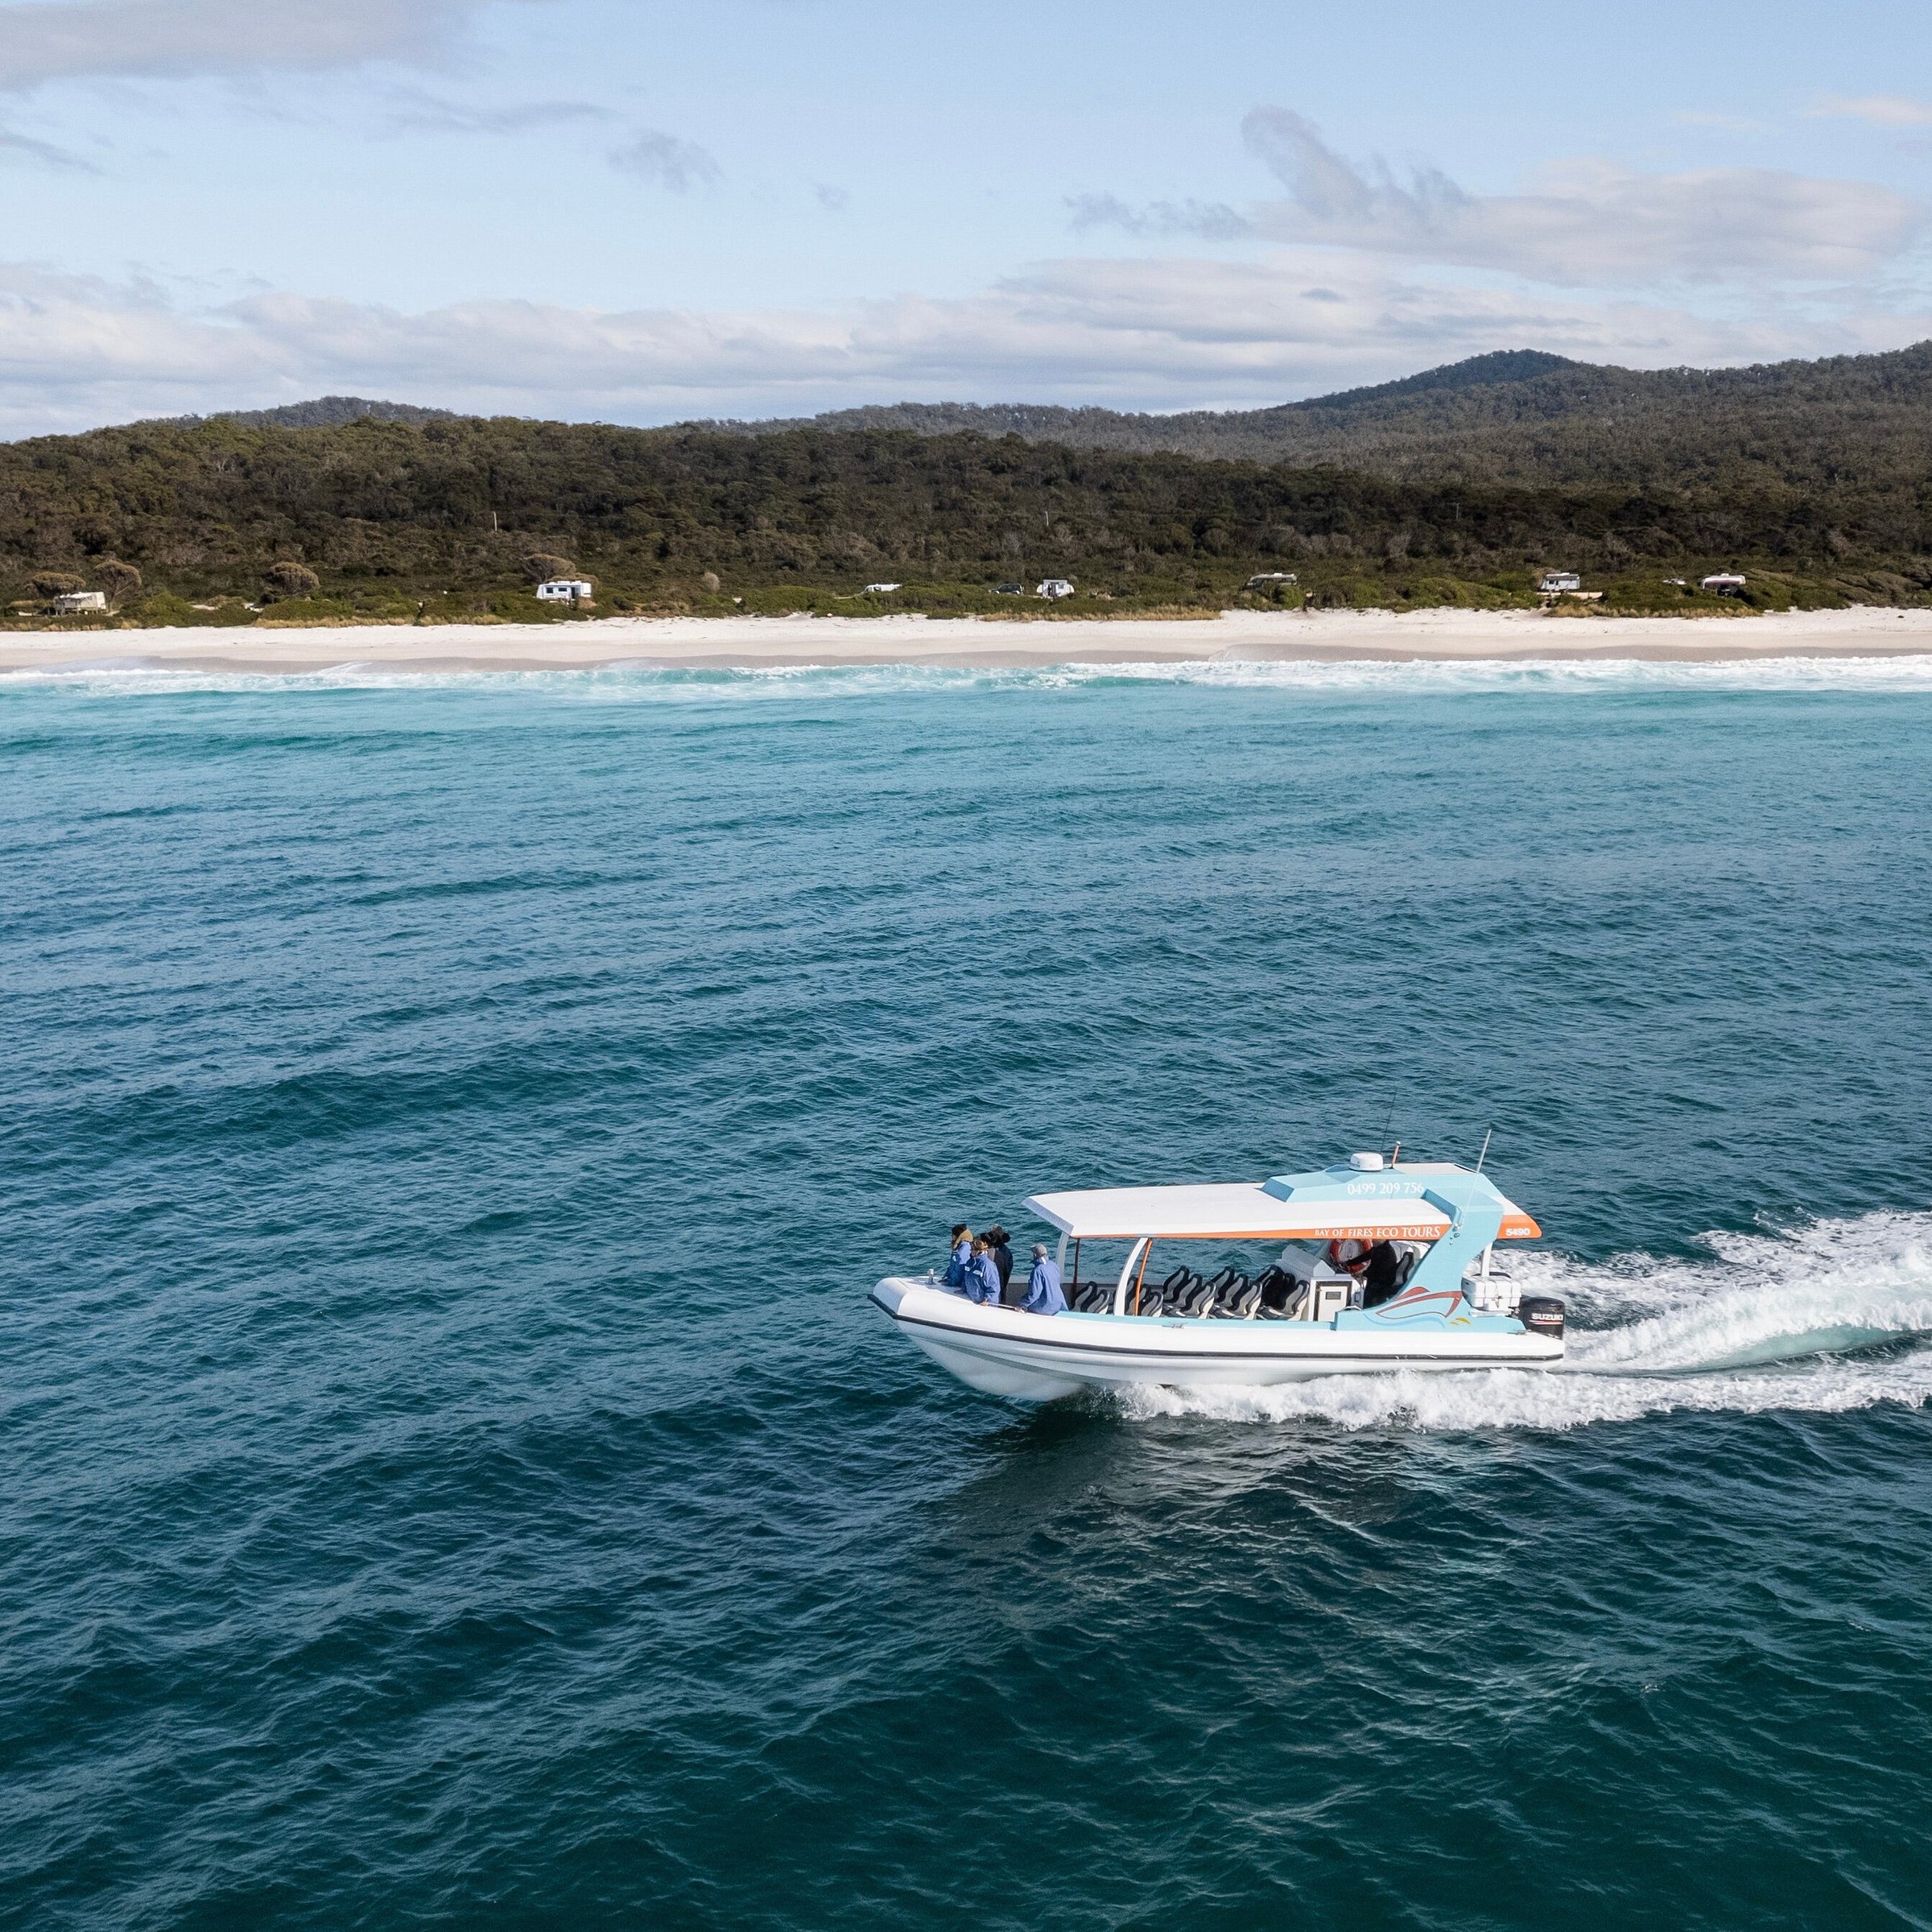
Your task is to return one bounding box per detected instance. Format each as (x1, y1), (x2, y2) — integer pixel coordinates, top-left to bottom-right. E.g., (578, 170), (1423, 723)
(180, 396), (463, 431)
(713, 343), (1932, 498)
(2, 405), (1927, 627)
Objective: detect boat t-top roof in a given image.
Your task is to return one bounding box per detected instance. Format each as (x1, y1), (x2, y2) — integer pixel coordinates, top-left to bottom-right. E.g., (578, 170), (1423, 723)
(1022, 1159), (1540, 1243)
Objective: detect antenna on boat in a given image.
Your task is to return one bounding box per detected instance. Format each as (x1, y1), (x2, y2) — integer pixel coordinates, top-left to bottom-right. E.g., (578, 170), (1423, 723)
(1475, 1126), (1492, 1173)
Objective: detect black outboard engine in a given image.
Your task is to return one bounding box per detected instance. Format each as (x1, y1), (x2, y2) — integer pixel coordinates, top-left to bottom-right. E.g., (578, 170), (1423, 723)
(1517, 1295), (1566, 1340)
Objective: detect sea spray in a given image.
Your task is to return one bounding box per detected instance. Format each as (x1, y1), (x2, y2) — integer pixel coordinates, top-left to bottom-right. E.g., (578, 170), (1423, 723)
(1116, 1212), (1932, 1431)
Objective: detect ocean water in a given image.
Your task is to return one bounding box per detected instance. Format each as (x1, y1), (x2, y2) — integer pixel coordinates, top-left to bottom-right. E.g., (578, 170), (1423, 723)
(4, 658), (1932, 1930)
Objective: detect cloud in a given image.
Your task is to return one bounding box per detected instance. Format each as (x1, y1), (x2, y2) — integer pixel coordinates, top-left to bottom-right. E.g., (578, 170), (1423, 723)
(1243, 109), (1467, 228)
(0, 122), (97, 169)
(0, 253), (1925, 438)
(1067, 193), (1252, 241)
(1238, 106), (1923, 285)
(813, 183), (848, 213)
(0, 0), (548, 93)
(380, 89), (613, 136)
(1808, 94), (1932, 127)
(609, 128), (720, 193)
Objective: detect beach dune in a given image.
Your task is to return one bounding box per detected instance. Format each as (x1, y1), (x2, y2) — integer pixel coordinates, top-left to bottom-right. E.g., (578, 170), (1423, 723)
(5, 604), (1931, 675)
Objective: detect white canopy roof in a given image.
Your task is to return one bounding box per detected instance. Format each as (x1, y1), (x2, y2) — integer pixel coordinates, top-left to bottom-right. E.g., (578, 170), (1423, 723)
(1022, 1183), (1459, 1244)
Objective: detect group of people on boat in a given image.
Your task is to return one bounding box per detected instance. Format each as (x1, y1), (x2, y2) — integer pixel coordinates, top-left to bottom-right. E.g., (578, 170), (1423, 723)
(941, 1224), (1067, 1314)
(937, 1225), (1412, 1319)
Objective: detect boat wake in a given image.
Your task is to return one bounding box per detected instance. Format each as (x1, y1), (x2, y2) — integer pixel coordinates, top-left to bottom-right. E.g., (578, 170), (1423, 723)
(1116, 1211), (1932, 1431)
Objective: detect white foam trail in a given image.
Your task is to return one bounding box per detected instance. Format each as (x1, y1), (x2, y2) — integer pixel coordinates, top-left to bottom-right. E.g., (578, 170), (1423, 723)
(1004, 655), (1932, 696)
(10, 654), (1932, 700)
(1117, 1210), (1932, 1432)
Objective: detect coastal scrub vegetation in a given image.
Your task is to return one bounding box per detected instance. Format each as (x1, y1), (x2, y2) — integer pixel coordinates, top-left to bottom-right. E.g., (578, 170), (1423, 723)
(1, 402), (1927, 627)
(725, 343), (1932, 498)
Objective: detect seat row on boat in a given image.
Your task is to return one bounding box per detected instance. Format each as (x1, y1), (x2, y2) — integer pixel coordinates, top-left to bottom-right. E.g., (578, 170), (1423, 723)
(1067, 1260), (1412, 1321)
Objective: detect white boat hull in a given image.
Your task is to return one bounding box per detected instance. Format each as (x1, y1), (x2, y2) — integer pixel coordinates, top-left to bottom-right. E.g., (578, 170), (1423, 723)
(871, 1277), (1563, 1402)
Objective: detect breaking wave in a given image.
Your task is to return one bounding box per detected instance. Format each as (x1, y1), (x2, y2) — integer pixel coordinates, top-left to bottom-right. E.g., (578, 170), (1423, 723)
(1116, 1210), (1932, 1432)
(13, 652), (1932, 700)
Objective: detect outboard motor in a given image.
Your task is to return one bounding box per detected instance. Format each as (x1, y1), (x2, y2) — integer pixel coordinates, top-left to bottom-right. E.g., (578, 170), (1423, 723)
(1517, 1295), (1566, 1340)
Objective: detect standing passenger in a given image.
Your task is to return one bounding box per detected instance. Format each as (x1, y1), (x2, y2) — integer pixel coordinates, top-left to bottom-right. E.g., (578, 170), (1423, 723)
(987, 1225), (1017, 1304)
(968, 1236), (1002, 1306)
(1021, 1243), (1066, 1315)
(1359, 1241), (1404, 1307)
(943, 1224), (973, 1290)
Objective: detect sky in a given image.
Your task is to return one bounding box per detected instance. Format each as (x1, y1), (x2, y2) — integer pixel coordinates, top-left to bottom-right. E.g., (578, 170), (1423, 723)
(0, 0), (1929, 434)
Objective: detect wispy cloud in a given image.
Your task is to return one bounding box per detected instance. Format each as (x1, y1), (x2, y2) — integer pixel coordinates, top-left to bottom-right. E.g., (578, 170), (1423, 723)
(1067, 193), (1251, 240)
(1236, 105), (1922, 285)
(0, 123), (98, 170)
(380, 89), (613, 136)
(813, 183), (849, 213)
(0, 253), (1925, 438)
(1808, 94), (1932, 126)
(0, 0), (552, 93)
(609, 129), (720, 193)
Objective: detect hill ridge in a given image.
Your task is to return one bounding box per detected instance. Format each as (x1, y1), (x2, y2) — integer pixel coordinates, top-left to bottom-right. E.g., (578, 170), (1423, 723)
(687, 340), (1932, 491)
(159, 395), (464, 431)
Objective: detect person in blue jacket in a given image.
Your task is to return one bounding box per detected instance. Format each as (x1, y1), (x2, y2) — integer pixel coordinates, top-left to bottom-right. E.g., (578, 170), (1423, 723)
(968, 1236), (1003, 1305)
(1021, 1242), (1066, 1315)
(941, 1224), (973, 1289)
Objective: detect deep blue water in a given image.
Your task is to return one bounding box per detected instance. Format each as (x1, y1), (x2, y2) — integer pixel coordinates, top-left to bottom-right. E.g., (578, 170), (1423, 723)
(5, 659), (1932, 1931)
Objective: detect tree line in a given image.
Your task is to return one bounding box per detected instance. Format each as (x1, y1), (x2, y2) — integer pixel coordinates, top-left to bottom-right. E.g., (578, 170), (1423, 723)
(1, 408), (1926, 622)
(715, 342), (1932, 503)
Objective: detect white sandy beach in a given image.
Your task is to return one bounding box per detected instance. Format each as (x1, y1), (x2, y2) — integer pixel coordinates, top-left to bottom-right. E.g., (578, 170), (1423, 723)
(4, 604), (1932, 674)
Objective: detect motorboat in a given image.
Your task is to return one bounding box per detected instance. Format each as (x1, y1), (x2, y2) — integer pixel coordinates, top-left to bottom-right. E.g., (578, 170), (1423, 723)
(870, 1153), (1564, 1402)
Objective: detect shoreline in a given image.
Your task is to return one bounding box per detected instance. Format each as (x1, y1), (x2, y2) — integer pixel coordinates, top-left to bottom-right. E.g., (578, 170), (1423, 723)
(6, 605), (1932, 674)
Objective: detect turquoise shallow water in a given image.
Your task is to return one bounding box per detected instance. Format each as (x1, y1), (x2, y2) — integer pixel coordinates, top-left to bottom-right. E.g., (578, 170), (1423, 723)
(5, 658), (1932, 1930)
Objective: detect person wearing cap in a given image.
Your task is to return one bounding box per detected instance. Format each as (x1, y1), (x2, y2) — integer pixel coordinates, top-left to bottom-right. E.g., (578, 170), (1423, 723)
(942, 1224), (973, 1290)
(1020, 1242), (1066, 1315)
(966, 1236), (1003, 1306)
